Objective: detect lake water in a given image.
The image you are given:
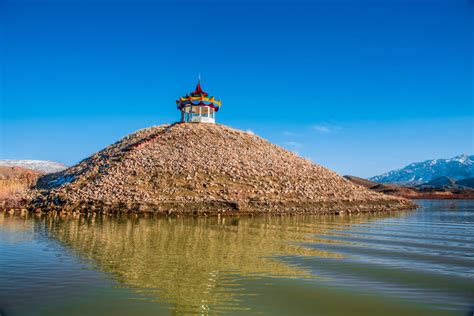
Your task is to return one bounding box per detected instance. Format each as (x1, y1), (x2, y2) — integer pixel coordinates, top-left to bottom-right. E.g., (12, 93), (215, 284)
(0, 200), (473, 315)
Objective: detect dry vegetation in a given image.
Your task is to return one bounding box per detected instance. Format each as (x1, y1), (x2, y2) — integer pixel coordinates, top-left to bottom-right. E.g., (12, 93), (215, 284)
(0, 166), (42, 209)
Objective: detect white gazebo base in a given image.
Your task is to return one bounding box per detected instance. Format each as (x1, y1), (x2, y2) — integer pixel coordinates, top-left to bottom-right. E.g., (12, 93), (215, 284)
(190, 116), (215, 124)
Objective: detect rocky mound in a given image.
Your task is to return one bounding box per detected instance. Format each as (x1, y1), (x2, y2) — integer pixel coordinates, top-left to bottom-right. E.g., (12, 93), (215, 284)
(29, 123), (415, 215)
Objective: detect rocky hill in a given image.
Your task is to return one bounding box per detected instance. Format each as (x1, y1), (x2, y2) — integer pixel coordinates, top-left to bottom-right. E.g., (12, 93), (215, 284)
(29, 123), (414, 215)
(370, 154), (474, 185)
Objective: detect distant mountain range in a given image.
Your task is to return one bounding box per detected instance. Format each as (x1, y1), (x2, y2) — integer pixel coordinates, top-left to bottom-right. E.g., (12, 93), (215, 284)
(416, 176), (474, 190)
(0, 160), (67, 174)
(370, 154), (474, 186)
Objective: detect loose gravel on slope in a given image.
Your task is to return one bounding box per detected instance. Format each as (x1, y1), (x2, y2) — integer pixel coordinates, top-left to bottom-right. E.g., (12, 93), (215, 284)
(29, 123), (416, 215)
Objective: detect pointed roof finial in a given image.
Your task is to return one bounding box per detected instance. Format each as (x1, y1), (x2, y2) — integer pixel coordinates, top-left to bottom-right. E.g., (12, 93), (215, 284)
(195, 74), (204, 94)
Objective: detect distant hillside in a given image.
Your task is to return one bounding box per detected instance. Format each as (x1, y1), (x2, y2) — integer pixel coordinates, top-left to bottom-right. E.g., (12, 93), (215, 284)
(344, 175), (419, 198)
(416, 176), (459, 190)
(457, 177), (474, 188)
(0, 160), (67, 174)
(0, 166), (42, 184)
(369, 154), (474, 186)
(343, 175), (379, 189)
(345, 174), (474, 199)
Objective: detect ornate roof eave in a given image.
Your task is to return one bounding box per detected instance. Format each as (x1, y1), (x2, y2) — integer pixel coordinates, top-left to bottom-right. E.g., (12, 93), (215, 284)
(176, 102), (221, 111)
(175, 78), (221, 110)
(176, 97), (222, 107)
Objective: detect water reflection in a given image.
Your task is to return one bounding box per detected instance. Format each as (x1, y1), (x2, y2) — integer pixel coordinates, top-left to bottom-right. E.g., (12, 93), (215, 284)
(2, 205), (473, 315)
(36, 213), (401, 314)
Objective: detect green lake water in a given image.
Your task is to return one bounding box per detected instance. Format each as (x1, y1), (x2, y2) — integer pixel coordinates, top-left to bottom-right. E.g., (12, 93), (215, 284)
(0, 200), (473, 315)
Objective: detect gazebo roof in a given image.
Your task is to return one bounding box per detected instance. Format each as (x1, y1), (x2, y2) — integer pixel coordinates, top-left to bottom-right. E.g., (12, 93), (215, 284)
(191, 81), (208, 97)
(176, 80), (222, 111)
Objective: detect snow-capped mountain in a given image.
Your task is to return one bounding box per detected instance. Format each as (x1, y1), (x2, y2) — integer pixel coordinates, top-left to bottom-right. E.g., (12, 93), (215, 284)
(0, 160), (67, 174)
(369, 154), (474, 186)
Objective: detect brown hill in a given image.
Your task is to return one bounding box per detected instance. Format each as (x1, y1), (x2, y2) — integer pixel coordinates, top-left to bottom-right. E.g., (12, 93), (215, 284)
(343, 175), (380, 189)
(343, 175), (420, 197)
(29, 123), (415, 215)
(344, 175), (474, 200)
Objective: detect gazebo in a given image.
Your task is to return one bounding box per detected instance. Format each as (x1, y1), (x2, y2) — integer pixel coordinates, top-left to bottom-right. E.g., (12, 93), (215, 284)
(176, 79), (222, 123)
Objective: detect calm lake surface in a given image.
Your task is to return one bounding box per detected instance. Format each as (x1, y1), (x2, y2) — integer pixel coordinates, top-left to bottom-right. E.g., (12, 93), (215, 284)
(1, 200), (473, 315)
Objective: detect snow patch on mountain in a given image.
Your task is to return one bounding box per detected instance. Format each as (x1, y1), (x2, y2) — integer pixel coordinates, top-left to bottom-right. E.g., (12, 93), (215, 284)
(0, 160), (67, 174)
(369, 154), (474, 186)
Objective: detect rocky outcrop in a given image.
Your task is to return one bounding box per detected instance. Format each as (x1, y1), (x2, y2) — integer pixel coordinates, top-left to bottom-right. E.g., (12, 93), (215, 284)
(29, 123), (415, 215)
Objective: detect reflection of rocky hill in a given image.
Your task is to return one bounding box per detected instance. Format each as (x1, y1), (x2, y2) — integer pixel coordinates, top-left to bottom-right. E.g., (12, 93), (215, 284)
(31, 123), (413, 214)
(40, 213), (399, 314)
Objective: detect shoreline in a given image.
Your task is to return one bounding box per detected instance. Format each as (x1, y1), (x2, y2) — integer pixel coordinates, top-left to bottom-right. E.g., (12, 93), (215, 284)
(18, 198), (417, 216)
(3, 204), (417, 218)
(405, 195), (474, 200)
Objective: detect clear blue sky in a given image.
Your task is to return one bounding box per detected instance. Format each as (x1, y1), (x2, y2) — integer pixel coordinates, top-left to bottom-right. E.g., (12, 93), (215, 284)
(1, 0), (472, 177)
